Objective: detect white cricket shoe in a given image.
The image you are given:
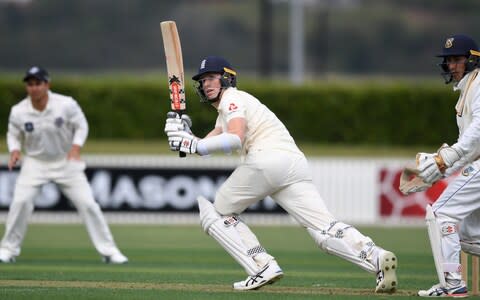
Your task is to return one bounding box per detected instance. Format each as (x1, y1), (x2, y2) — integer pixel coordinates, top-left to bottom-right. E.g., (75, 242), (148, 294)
(233, 260), (283, 290)
(418, 281), (468, 297)
(0, 248), (16, 263)
(103, 252), (128, 264)
(375, 250), (398, 293)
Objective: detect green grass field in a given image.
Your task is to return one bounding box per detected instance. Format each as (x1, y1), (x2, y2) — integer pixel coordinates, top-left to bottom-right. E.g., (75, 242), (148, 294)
(0, 224), (470, 299)
(0, 139), (427, 157)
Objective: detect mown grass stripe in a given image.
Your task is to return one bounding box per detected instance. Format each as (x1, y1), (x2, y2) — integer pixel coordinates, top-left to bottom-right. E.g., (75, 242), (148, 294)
(0, 280), (417, 296)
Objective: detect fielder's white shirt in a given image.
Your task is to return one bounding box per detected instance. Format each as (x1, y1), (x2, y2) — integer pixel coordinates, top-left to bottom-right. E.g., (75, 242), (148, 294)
(7, 91), (88, 161)
(215, 87), (302, 157)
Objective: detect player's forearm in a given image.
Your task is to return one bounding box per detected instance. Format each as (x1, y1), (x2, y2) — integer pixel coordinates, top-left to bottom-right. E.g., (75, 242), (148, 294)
(72, 121), (89, 147)
(197, 133), (242, 156)
(204, 127), (223, 139)
(6, 131), (21, 153)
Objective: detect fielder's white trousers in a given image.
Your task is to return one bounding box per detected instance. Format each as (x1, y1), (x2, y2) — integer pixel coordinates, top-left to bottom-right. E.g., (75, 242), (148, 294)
(433, 161), (480, 269)
(0, 156), (123, 258)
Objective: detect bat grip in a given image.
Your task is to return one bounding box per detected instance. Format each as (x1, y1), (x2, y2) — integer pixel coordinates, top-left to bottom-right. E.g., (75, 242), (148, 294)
(178, 111), (187, 157)
(178, 111), (186, 157)
(167, 111), (187, 158)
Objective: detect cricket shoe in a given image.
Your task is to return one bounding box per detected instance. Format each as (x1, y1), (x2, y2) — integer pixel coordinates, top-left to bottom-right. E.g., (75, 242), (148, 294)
(418, 281), (468, 297)
(375, 250), (398, 293)
(0, 248), (16, 263)
(233, 260), (283, 290)
(103, 252), (128, 264)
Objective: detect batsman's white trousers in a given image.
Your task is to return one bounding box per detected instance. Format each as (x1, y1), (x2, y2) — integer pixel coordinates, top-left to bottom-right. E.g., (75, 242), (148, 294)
(0, 156), (123, 257)
(215, 149), (344, 230)
(432, 161), (480, 267)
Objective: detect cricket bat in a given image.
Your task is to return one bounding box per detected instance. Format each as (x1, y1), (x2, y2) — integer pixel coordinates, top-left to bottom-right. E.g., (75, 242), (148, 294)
(160, 20), (186, 157)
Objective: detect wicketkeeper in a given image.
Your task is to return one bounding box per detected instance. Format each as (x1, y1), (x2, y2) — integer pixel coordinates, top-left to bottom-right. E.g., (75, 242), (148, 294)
(399, 35), (480, 297)
(165, 56), (398, 292)
(0, 67), (128, 264)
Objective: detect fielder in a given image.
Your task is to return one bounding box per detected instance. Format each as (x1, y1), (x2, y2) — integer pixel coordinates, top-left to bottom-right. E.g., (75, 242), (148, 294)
(405, 35), (480, 297)
(0, 66), (128, 264)
(165, 56), (398, 292)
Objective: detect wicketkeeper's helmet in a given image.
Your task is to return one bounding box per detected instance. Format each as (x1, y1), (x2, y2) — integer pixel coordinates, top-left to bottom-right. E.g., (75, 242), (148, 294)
(192, 56), (237, 103)
(436, 34), (480, 84)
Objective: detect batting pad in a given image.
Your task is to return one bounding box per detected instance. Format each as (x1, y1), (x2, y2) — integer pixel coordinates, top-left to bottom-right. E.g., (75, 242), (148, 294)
(197, 196), (260, 275)
(426, 205), (450, 287)
(307, 227), (376, 273)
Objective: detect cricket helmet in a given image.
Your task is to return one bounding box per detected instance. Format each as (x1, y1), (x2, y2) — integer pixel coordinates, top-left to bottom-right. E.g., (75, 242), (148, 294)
(192, 56), (237, 103)
(437, 34), (480, 83)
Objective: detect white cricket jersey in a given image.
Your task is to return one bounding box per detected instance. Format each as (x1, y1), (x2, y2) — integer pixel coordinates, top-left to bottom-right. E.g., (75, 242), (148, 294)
(215, 87), (302, 157)
(7, 91), (88, 161)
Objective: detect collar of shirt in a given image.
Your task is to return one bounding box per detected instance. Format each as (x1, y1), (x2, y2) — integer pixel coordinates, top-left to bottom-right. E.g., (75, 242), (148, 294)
(27, 90), (53, 114)
(216, 87), (236, 112)
(454, 74), (468, 92)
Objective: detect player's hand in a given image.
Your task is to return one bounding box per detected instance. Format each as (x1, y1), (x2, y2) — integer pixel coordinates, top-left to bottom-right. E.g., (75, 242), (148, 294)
(164, 112), (184, 134)
(8, 150), (21, 171)
(398, 166), (432, 195)
(67, 144), (82, 161)
(167, 130), (198, 154)
(181, 114), (193, 134)
(417, 152), (443, 184)
(165, 112), (193, 133)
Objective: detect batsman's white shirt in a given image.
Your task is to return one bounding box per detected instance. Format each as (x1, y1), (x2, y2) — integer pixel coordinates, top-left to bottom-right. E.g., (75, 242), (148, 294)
(215, 88), (302, 158)
(214, 88), (338, 229)
(7, 91), (88, 161)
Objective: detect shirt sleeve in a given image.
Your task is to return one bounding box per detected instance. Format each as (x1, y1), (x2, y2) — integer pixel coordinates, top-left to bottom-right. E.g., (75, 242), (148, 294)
(68, 98), (89, 146)
(453, 86), (480, 161)
(6, 107), (22, 152)
(221, 94), (246, 122)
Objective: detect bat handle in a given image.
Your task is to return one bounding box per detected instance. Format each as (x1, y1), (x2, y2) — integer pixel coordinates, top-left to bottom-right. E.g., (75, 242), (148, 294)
(178, 111), (187, 158)
(167, 111), (186, 158)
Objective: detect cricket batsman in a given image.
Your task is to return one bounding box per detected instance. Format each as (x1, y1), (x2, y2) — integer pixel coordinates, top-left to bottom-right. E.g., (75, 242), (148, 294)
(165, 56), (398, 292)
(405, 34), (480, 297)
(0, 66), (128, 264)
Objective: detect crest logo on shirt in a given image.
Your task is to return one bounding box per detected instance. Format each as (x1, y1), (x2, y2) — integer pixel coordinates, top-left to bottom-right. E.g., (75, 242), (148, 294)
(24, 122), (34, 132)
(462, 165), (475, 177)
(228, 103), (238, 112)
(54, 117), (64, 128)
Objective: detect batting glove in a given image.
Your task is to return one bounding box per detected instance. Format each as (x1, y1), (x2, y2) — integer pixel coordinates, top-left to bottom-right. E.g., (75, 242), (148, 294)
(167, 130), (198, 154)
(164, 112), (193, 134)
(181, 114), (193, 134)
(164, 112), (183, 135)
(416, 152), (443, 184)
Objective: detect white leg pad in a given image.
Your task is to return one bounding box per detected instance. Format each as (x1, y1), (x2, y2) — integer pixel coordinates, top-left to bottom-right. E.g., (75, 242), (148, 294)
(426, 205), (459, 287)
(198, 196), (261, 276)
(307, 226), (376, 273)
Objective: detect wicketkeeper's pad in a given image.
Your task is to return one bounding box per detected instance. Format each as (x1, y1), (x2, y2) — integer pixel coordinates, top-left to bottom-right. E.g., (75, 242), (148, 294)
(399, 165), (432, 195)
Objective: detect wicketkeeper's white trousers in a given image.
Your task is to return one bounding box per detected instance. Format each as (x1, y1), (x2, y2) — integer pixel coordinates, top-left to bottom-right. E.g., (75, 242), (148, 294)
(432, 161), (480, 272)
(0, 156), (123, 258)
